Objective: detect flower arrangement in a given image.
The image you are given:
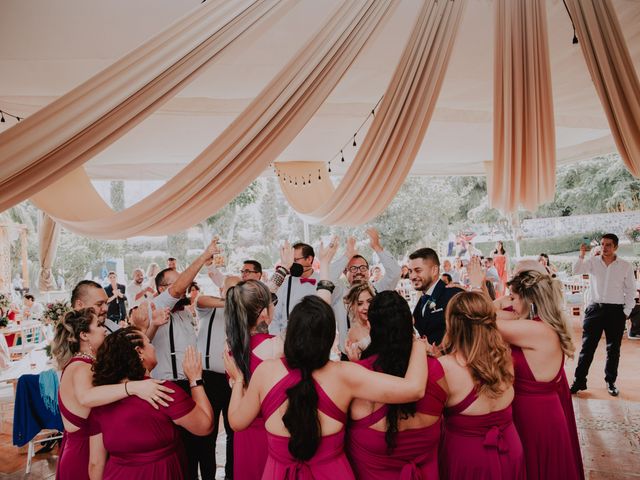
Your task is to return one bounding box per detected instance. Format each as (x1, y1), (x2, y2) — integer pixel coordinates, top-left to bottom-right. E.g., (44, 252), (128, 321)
(0, 293), (11, 328)
(625, 225), (640, 243)
(44, 300), (72, 325)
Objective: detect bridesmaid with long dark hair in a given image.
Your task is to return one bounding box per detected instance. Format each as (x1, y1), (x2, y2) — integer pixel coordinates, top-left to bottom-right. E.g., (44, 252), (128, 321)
(347, 290), (445, 479)
(224, 294), (427, 479)
(439, 291), (525, 479)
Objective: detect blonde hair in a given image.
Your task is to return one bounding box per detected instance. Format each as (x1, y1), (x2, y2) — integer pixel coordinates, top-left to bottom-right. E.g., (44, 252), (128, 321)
(344, 282), (375, 326)
(50, 308), (96, 370)
(443, 291), (513, 398)
(508, 271), (575, 358)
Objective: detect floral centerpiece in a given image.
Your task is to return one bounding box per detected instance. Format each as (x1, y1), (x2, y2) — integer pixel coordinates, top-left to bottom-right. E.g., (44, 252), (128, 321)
(0, 293), (11, 328)
(44, 300), (72, 326)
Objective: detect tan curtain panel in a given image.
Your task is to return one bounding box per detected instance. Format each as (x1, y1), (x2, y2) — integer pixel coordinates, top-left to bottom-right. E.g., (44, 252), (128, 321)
(274, 162), (333, 214)
(31, 0), (395, 238)
(491, 0), (556, 212)
(565, 0), (640, 178)
(37, 213), (60, 292)
(0, 0), (283, 212)
(280, 0), (466, 225)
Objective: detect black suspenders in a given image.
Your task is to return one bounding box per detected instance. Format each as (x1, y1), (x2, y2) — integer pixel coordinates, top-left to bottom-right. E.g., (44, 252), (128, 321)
(286, 276), (293, 320)
(168, 315), (178, 380)
(204, 309), (216, 370)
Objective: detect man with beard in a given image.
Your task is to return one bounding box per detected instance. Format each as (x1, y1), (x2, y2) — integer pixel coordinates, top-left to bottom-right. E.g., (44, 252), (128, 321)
(147, 238), (220, 480)
(330, 228), (401, 354)
(127, 267), (154, 308)
(409, 247), (464, 347)
(70, 280), (118, 332)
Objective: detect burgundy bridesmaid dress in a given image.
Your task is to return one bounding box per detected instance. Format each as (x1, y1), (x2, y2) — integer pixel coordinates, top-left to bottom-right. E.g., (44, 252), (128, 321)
(233, 333), (274, 479)
(259, 359), (355, 479)
(56, 357), (95, 480)
(511, 336), (584, 479)
(441, 387), (525, 479)
(347, 355), (445, 479)
(89, 380), (195, 479)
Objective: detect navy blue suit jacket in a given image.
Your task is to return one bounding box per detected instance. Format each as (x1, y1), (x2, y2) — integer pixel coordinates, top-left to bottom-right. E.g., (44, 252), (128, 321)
(413, 280), (463, 345)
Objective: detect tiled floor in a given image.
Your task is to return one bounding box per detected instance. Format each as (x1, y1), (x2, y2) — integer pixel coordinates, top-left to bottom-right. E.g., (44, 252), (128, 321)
(1, 320), (638, 479)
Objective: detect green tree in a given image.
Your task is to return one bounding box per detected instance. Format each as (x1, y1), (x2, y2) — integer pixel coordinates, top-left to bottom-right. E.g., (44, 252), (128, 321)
(260, 178), (278, 247)
(205, 180), (261, 243)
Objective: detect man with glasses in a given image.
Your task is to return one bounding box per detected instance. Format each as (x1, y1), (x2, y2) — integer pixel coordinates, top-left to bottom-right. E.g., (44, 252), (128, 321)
(330, 228), (401, 354)
(206, 259), (270, 294)
(271, 242), (319, 334)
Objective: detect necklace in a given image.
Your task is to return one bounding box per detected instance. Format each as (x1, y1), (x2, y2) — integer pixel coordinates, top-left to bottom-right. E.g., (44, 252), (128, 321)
(73, 351), (96, 362)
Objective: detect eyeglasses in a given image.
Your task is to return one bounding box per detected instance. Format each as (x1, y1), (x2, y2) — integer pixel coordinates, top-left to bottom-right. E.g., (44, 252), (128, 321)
(348, 265), (369, 273)
(240, 269), (258, 275)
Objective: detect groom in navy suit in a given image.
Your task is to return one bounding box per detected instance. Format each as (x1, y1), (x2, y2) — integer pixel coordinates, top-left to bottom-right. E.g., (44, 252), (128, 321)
(409, 248), (464, 346)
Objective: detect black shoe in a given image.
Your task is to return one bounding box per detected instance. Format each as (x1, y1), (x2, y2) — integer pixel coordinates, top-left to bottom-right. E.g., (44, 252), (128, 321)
(570, 380), (587, 394)
(607, 382), (619, 397)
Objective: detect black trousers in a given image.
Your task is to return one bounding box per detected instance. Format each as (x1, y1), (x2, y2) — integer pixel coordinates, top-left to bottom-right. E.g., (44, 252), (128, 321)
(174, 379), (218, 480)
(574, 303), (626, 384)
(629, 304), (640, 337)
(203, 370), (234, 479)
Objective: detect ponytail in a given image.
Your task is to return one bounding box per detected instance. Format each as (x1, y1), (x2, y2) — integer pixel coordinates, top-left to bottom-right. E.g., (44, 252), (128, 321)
(224, 280), (271, 385)
(282, 296), (335, 460)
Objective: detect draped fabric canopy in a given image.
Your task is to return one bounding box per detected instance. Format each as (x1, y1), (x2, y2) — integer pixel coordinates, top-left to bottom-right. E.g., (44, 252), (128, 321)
(1, 0), (640, 237)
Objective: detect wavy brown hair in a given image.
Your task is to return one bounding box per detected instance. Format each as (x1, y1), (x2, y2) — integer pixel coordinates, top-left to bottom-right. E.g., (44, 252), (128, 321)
(343, 282), (375, 326)
(443, 291), (513, 398)
(93, 327), (146, 386)
(51, 308), (96, 370)
(508, 270), (575, 358)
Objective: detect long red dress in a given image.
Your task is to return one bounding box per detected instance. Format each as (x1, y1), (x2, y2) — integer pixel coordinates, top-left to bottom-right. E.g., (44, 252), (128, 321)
(347, 355), (445, 479)
(88, 380), (195, 479)
(260, 359), (355, 479)
(441, 387), (525, 479)
(56, 357), (95, 480)
(511, 342), (585, 479)
(233, 333), (274, 479)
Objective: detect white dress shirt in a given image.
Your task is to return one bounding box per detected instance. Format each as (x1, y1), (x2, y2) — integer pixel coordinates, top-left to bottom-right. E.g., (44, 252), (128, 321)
(127, 281), (148, 308)
(573, 255), (636, 316)
(196, 305), (226, 374)
(271, 270), (321, 334)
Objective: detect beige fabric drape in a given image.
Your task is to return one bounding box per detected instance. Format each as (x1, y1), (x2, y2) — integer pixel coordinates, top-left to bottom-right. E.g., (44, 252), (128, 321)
(274, 162), (333, 213)
(37, 213), (60, 292)
(0, 0), (283, 211)
(280, 0), (466, 225)
(565, 0), (640, 177)
(31, 0), (395, 238)
(491, 0), (556, 212)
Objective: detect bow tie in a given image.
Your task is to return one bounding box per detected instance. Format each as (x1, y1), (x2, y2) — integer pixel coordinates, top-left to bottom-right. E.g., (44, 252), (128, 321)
(300, 277), (317, 286)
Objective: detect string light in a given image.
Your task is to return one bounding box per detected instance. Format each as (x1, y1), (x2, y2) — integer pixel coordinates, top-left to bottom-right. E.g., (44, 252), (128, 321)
(0, 109), (22, 124)
(273, 95), (383, 187)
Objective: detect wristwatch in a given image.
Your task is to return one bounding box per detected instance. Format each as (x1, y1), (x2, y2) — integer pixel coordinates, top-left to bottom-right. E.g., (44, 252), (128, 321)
(189, 378), (204, 388)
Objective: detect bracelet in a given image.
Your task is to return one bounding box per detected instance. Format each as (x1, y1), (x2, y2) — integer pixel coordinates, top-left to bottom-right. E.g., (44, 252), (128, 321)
(316, 280), (335, 294)
(124, 381), (131, 396)
(230, 378), (244, 388)
(276, 265), (290, 276)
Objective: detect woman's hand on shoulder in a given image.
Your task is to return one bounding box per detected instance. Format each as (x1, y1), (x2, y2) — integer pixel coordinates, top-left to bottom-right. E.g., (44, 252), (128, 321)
(129, 379), (175, 410)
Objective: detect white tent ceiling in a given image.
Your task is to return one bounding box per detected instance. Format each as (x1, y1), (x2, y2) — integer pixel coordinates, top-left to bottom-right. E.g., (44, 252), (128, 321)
(1, 0), (639, 181)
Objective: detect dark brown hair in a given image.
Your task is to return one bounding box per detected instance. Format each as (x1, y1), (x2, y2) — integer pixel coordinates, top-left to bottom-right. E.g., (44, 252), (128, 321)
(93, 327), (146, 386)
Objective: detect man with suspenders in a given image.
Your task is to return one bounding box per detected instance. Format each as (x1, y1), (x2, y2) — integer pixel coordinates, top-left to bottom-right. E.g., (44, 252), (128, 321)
(196, 276), (237, 480)
(146, 239), (220, 480)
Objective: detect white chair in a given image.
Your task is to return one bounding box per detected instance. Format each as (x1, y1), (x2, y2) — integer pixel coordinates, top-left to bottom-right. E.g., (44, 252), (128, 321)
(8, 324), (44, 360)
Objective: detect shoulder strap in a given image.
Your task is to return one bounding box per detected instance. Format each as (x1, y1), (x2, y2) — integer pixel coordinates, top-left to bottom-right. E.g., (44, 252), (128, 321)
(205, 309), (216, 370)
(168, 315), (178, 380)
(285, 276), (293, 320)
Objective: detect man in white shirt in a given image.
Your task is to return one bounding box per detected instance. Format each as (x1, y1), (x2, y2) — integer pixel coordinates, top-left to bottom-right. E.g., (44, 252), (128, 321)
(570, 233), (636, 397)
(22, 294), (44, 321)
(329, 228), (401, 354)
(127, 268), (154, 309)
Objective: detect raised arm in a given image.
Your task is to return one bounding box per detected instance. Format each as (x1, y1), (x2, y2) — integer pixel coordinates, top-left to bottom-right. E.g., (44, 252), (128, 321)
(196, 295), (225, 309)
(367, 228), (401, 291)
(169, 238), (220, 299)
(317, 237), (339, 304)
(341, 339), (427, 403)
(573, 243), (591, 275)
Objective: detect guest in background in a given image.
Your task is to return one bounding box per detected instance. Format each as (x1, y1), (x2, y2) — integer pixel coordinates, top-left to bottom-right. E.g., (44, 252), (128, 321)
(89, 329), (213, 479)
(128, 268), (153, 309)
(22, 294), (44, 321)
(491, 241), (509, 294)
(538, 253), (558, 276)
(145, 263), (160, 295)
(441, 273), (452, 286)
(167, 258), (178, 270)
(104, 272), (126, 326)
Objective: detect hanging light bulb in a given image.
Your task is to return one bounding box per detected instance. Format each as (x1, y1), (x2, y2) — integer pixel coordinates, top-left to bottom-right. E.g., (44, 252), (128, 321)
(318, 169), (321, 180)
(353, 135), (357, 147)
(0, 112), (5, 123)
(341, 150), (345, 162)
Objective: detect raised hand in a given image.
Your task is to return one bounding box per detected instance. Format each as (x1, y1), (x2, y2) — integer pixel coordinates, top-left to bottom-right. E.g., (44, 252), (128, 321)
(318, 236), (339, 264)
(223, 344), (243, 384)
(345, 236), (358, 260)
(182, 345), (203, 384)
(279, 240), (295, 270)
(204, 236), (221, 260)
(579, 243), (588, 258)
(366, 227), (382, 252)
(467, 256), (485, 289)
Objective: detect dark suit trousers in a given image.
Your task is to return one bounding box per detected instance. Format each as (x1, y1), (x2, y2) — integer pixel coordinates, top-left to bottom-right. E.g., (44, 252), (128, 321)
(574, 303), (626, 383)
(175, 379), (218, 480)
(203, 370), (234, 479)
